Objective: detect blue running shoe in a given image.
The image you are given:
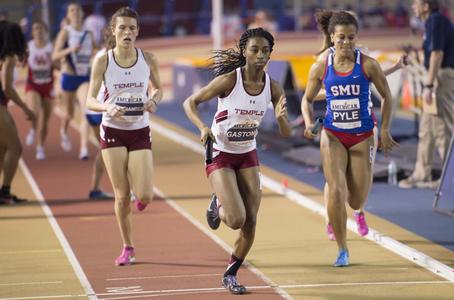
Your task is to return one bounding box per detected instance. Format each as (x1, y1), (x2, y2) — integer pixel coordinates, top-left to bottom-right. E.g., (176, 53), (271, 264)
(222, 275), (247, 295)
(334, 249), (349, 267)
(206, 194), (221, 229)
(89, 190), (114, 200)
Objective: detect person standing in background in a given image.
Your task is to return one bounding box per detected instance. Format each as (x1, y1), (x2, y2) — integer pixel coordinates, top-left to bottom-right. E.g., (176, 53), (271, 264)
(399, 0), (454, 189)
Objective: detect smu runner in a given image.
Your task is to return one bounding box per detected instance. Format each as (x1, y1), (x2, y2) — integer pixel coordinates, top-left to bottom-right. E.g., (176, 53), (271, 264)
(301, 11), (397, 267)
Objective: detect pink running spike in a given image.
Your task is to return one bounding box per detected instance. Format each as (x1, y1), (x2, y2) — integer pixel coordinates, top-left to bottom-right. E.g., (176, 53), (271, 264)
(354, 212), (369, 236)
(135, 199), (148, 211)
(115, 246), (135, 266)
(326, 223), (336, 241)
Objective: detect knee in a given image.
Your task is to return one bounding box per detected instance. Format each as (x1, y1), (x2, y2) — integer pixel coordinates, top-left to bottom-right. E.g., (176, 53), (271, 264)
(135, 190), (154, 203)
(242, 217), (257, 232)
(225, 214), (246, 230)
(327, 185), (346, 203)
(114, 195), (131, 209)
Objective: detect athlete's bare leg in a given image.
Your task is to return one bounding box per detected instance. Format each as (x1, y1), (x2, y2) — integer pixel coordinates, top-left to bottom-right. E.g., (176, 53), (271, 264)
(0, 109), (22, 187)
(76, 83), (89, 154)
(320, 129), (349, 250)
(209, 169), (246, 230)
(37, 98), (52, 148)
(346, 136), (375, 211)
(26, 90), (41, 133)
(102, 147), (132, 246)
(90, 125), (104, 191)
(234, 167), (261, 258)
(60, 90), (75, 135)
(127, 149), (154, 205)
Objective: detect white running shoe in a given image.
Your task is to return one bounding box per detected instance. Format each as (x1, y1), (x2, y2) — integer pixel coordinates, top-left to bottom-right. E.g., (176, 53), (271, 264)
(36, 146), (46, 160)
(25, 130), (35, 146)
(60, 129), (72, 152)
(79, 147), (89, 160)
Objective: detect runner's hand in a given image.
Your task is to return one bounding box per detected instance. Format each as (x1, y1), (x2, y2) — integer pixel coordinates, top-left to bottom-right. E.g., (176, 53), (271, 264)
(201, 126), (216, 145)
(303, 123), (317, 140)
(379, 129), (398, 157)
(144, 99), (157, 113)
(106, 104), (126, 118)
(23, 107), (35, 123)
(275, 96), (288, 120)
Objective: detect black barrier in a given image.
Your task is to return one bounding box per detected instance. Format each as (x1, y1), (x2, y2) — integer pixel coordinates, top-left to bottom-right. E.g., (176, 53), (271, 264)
(433, 135), (454, 217)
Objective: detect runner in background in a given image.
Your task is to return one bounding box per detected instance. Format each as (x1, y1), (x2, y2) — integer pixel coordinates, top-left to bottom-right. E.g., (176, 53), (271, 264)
(24, 21), (55, 160)
(86, 27), (115, 200)
(0, 21), (35, 204)
(52, 2), (96, 159)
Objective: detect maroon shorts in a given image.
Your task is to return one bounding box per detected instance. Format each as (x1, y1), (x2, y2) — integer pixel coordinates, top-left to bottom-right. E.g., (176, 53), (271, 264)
(206, 149), (259, 176)
(25, 81), (54, 99)
(325, 128), (374, 149)
(100, 125), (152, 151)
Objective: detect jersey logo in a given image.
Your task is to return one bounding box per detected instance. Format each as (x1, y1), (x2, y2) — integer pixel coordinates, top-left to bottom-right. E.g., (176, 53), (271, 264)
(330, 84), (360, 96)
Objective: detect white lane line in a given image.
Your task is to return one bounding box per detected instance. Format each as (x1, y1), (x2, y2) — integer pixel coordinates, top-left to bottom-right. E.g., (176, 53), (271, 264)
(19, 159), (98, 300)
(1, 280), (450, 300)
(106, 273), (223, 281)
(0, 281), (62, 287)
(151, 121), (454, 282)
(154, 189), (292, 300)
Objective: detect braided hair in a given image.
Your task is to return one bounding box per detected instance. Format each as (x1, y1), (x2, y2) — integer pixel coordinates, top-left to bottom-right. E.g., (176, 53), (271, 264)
(0, 21), (27, 62)
(210, 27), (274, 77)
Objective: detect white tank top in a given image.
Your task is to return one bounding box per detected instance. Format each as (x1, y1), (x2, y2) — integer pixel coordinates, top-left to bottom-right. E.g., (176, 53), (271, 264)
(65, 25), (93, 76)
(27, 41), (53, 85)
(211, 68), (271, 153)
(102, 48), (150, 130)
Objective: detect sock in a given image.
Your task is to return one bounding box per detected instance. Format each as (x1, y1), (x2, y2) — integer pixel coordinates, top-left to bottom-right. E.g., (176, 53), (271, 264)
(0, 185), (11, 196)
(224, 254), (244, 277)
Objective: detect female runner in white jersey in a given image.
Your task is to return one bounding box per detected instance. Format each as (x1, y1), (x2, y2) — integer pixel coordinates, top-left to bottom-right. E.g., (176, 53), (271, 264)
(302, 11), (397, 267)
(86, 7), (162, 266)
(24, 21), (55, 160)
(184, 27), (292, 294)
(53, 2), (96, 159)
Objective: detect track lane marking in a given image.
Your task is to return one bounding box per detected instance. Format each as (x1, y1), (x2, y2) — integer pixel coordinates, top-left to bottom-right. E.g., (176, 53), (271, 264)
(18, 159), (98, 300)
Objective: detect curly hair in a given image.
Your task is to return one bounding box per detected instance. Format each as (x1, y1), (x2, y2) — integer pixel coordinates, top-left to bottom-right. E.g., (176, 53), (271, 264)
(210, 27), (274, 77)
(0, 21), (27, 62)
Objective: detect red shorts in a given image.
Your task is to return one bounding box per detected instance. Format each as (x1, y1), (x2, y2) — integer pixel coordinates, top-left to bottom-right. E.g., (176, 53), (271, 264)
(206, 149), (259, 176)
(100, 125), (152, 151)
(325, 128), (374, 149)
(25, 81), (54, 99)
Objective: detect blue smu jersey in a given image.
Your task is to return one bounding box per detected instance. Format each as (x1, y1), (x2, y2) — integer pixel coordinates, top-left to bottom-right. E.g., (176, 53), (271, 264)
(322, 49), (374, 134)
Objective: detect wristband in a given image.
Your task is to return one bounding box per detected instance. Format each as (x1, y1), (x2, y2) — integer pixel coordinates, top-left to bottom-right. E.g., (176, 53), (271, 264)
(424, 83), (434, 89)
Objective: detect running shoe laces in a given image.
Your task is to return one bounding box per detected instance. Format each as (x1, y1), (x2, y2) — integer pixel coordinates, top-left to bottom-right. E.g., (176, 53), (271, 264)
(206, 194), (220, 230)
(222, 275), (247, 295)
(115, 246), (135, 266)
(354, 212), (369, 236)
(334, 249), (349, 267)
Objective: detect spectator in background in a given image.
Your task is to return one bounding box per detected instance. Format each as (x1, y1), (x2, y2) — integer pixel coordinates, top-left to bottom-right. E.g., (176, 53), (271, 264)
(248, 10), (277, 35)
(83, 2), (106, 45)
(399, 0), (454, 189)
